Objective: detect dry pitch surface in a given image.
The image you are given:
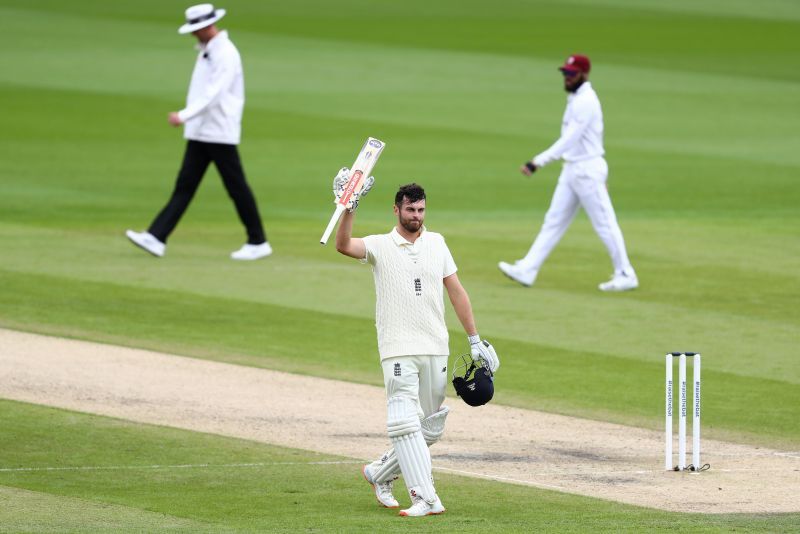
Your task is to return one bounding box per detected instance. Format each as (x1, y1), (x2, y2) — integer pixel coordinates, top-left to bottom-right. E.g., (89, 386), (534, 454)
(1, 328), (797, 514)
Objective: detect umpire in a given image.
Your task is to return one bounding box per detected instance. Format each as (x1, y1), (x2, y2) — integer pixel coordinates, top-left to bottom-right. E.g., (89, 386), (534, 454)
(126, 4), (272, 260)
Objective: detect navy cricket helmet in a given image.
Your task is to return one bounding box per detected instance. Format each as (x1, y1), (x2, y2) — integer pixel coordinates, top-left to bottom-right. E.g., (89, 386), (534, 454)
(452, 354), (494, 406)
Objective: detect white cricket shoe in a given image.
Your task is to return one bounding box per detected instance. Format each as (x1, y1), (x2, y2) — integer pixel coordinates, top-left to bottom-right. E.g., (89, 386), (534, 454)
(126, 230), (165, 257)
(362, 464), (399, 508)
(399, 494), (445, 517)
(231, 242), (273, 260)
(498, 261), (537, 287)
(598, 271), (639, 292)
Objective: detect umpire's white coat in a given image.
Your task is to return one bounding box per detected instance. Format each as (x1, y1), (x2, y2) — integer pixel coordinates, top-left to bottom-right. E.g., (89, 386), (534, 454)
(177, 31), (244, 145)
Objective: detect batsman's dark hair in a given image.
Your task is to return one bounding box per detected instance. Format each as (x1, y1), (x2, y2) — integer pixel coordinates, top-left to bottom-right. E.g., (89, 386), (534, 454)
(395, 183), (426, 207)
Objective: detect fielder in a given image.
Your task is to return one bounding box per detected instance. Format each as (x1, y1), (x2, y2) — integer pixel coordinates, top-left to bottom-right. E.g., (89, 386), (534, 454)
(499, 54), (638, 291)
(334, 179), (500, 517)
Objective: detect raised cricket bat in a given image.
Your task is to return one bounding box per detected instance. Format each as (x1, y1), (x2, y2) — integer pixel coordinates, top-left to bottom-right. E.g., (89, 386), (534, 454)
(319, 137), (386, 245)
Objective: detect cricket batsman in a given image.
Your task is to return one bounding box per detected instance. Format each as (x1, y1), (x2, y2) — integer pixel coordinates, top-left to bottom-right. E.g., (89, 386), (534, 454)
(334, 180), (500, 517)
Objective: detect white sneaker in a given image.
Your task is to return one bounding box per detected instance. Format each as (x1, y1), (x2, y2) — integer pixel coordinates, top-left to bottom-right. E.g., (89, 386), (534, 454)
(362, 464), (399, 508)
(126, 230), (165, 257)
(498, 261), (537, 287)
(399, 494), (445, 517)
(598, 271), (639, 292)
(230, 242), (272, 260)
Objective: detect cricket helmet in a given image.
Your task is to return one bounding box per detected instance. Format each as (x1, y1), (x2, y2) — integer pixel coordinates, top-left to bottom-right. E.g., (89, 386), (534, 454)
(451, 354), (494, 407)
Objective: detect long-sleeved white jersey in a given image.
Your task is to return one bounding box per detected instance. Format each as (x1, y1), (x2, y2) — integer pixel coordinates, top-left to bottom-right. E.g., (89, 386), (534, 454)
(533, 81), (604, 167)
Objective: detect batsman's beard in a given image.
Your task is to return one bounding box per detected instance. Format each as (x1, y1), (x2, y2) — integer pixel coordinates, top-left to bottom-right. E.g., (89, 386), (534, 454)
(399, 217), (422, 233)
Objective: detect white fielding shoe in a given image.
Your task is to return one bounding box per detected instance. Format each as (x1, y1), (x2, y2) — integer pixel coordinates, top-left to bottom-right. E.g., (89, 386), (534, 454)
(231, 242), (273, 260)
(498, 261), (537, 287)
(598, 271), (639, 292)
(126, 230), (165, 257)
(362, 464), (399, 508)
(399, 495), (445, 517)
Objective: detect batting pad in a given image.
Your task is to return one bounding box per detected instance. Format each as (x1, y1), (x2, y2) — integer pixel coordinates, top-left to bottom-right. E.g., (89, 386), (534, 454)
(421, 405), (449, 444)
(371, 405), (449, 483)
(386, 396), (437, 502)
(386, 396), (421, 437)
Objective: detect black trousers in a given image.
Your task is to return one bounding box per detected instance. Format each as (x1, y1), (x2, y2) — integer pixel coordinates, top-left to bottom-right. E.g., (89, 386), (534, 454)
(149, 140), (267, 244)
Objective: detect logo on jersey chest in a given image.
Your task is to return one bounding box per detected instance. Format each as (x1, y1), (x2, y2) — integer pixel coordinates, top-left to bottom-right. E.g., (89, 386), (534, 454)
(414, 278), (422, 296)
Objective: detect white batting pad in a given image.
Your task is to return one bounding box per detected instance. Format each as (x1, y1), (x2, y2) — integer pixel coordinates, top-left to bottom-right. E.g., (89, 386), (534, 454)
(371, 405), (450, 484)
(367, 449), (399, 484)
(386, 396), (437, 502)
(386, 395), (421, 437)
(421, 405), (449, 444)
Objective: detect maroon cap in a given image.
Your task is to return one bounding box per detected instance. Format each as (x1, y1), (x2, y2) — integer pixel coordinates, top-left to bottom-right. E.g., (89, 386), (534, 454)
(559, 54), (591, 74)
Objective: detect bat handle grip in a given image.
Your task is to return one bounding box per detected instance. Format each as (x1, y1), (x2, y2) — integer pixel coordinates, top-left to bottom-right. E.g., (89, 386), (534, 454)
(320, 204), (346, 245)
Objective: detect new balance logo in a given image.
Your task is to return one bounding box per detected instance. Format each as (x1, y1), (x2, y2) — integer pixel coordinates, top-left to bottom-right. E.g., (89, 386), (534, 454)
(414, 278), (422, 296)
(394, 363), (401, 377)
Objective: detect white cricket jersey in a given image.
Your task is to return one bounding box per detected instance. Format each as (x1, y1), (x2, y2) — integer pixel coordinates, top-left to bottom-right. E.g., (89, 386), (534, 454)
(533, 81), (604, 167)
(361, 227), (458, 360)
(177, 31), (244, 145)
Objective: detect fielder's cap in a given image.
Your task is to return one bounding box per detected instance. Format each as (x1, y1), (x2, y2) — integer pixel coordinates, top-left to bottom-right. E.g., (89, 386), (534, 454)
(178, 3), (226, 34)
(559, 54), (591, 75)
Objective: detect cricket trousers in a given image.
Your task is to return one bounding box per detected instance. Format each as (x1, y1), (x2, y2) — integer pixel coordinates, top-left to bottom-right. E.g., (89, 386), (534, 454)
(521, 157), (634, 274)
(381, 355), (448, 421)
(148, 140), (267, 244)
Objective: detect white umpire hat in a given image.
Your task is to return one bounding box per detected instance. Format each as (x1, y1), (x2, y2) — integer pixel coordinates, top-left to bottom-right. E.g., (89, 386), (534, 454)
(178, 4), (226, 34)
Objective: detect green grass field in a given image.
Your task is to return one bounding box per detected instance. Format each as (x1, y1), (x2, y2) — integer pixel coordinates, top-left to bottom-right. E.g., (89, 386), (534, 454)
(1, 0), (799, 530)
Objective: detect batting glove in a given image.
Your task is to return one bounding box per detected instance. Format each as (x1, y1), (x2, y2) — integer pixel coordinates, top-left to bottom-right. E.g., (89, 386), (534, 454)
(468, 334), (500, 373)
(332, 167), (350, 200)
(348, 175), (374, 213)
(332, 167), (375, 213)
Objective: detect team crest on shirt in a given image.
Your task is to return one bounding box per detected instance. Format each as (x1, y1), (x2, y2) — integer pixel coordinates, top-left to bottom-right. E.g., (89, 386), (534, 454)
(414, 278), (422, 296)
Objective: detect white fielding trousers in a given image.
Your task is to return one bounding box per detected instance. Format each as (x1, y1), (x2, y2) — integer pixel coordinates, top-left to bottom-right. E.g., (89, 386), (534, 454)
(381, 355), (448, 420)
(521, 157), (634, 275)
